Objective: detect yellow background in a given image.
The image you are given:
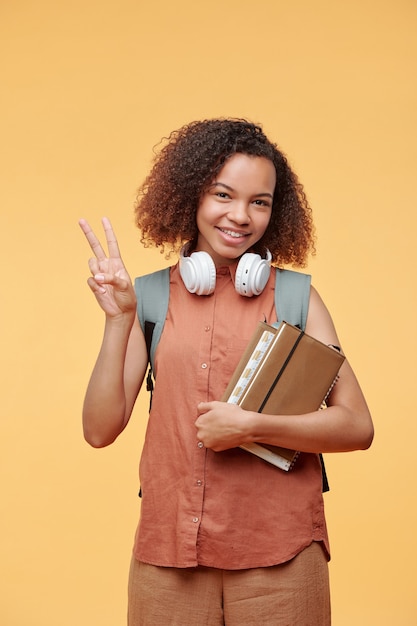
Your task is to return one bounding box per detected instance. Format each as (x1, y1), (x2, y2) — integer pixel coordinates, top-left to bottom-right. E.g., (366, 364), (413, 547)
(1, 1), (416, 624)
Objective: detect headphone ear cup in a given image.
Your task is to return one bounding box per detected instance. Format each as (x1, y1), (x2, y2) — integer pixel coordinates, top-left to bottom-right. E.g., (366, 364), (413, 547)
(235, 251), (271, 297)
(179, 250), (216, 295)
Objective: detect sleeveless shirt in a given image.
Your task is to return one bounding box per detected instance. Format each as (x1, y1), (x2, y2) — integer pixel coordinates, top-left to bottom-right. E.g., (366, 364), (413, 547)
(133, 263), (330, 569)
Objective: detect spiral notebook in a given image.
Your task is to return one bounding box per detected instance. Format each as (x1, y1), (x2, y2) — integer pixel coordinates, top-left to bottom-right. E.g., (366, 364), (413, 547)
(221, 321), (345, 470)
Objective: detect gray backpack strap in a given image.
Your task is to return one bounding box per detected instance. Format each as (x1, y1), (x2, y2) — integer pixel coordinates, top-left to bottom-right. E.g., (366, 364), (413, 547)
(274, 269), (328, 491)
(274, 269), (311, 330)
(134, 267), (170, 373)
(134, 268), (170, 497)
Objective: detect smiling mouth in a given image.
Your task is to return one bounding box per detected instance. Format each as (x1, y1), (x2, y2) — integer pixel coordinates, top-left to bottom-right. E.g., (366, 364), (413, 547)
(218, 228), (248, 239)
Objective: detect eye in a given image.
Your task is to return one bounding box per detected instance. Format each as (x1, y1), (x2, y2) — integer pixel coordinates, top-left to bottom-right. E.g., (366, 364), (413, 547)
(215, 191), (230, 199)
(253, 198), (271, 207)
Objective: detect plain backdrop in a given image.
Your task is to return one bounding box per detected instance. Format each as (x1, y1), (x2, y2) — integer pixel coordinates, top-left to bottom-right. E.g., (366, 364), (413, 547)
(1, 1), (416, 624)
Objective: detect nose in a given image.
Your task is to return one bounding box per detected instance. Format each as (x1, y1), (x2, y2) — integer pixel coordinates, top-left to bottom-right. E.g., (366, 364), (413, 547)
(227, 201), (250, 225)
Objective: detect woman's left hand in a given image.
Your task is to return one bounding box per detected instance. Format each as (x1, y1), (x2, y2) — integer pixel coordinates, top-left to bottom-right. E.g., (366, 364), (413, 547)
(195, 401), (252, 451)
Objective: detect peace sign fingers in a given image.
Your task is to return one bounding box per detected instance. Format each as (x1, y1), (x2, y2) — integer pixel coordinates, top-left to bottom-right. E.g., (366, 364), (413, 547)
(101, 216), (123, 260)
(79, 217), (120, 262)
(79, 217), (136, 317)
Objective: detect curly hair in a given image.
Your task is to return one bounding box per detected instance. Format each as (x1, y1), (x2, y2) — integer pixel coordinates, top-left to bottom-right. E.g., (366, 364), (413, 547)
(134, 118), (315, 267)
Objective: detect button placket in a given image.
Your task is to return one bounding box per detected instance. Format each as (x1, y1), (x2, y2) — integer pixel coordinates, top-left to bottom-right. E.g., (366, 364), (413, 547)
(190, 307), (215, 545)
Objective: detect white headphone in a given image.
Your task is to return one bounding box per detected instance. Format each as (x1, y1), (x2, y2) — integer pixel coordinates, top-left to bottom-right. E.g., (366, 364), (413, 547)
(179, 245), (272, 297)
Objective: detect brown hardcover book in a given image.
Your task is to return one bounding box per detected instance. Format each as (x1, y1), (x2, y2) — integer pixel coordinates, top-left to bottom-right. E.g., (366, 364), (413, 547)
(221, 321), (345, 470)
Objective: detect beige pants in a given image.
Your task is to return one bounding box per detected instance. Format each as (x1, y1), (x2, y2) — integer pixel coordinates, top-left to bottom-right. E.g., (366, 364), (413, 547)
(128, 541), (330, 625)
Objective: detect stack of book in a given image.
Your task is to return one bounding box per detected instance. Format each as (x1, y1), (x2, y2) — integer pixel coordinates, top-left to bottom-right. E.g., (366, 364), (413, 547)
(221, 321), (345, 470)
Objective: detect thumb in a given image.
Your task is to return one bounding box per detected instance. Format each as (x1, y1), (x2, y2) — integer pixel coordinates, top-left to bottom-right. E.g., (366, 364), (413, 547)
(94, 272), (131, 290)
(197, 401), (209, 415)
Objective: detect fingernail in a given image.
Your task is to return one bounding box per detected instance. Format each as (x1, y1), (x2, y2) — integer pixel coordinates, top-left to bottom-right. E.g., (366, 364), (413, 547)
(95, 273), (105, 281)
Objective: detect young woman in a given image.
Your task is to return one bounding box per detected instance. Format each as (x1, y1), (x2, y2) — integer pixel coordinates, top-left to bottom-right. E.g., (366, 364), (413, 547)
(79, 118), (373, 625)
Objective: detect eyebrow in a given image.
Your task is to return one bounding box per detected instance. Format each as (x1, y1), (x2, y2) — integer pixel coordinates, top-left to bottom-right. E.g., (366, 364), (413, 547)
(210, 182), (273, 198)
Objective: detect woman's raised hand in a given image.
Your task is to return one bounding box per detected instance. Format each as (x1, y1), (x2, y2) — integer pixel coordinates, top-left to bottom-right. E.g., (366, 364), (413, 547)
(79, 217), (137, 318)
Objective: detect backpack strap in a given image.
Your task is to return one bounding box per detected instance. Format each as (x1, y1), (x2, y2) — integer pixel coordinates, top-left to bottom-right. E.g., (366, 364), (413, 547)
(135, 268), (170, 404)
(274, 268), (311, 329)
(135, 267), (170, 373)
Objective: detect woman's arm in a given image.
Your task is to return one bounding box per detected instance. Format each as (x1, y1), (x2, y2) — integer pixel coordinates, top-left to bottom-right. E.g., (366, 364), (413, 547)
(196, 286), (374, 453)
(79, 218), (148, 447)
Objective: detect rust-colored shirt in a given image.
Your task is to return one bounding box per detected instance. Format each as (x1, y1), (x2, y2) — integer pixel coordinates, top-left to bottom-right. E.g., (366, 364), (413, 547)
(133, 263), (329, 569)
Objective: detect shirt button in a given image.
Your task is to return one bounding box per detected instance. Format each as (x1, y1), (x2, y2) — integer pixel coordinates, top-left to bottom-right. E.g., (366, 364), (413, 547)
(197, 441), (204, 448)
(192, 517), (199, 523)
(205, 326), (210, 332)
(201, 363), (207, 369)
(196, 480), (203, 486)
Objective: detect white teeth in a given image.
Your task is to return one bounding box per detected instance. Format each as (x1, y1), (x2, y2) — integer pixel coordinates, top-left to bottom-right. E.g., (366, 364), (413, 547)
(221, 229), (245, 238)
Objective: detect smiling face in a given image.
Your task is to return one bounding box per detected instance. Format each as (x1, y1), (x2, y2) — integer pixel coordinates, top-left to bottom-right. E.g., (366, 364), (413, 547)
(195, 153), (276, 267)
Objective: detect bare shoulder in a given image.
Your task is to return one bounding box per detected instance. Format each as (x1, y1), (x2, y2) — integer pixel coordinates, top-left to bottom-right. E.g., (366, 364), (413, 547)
(304, 285), (341, 349)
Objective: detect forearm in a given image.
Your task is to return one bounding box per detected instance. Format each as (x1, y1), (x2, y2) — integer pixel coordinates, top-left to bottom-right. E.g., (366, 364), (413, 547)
(196, 361), (374, 453)
(82, 313), (136, 447)
(246, 356), (373, 454)
(247, 403), (374, 454)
